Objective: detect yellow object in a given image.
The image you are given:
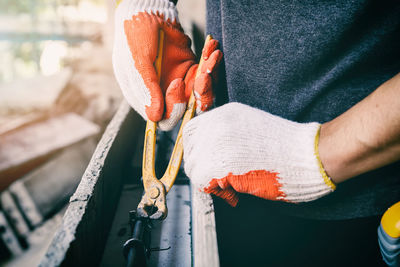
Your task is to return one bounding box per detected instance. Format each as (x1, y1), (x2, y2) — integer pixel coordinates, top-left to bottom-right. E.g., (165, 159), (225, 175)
(115, 0), (123, 7)
(381, 201), (400, 238)
(314, 126), (336, 191)
(138, 34), (213, 220)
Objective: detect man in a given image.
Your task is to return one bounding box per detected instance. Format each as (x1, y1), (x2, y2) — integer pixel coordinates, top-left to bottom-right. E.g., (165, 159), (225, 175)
(113, 0), (400, 265)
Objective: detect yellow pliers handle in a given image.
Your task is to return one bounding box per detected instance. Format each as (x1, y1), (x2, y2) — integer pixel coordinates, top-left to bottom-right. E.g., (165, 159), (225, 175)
(137, 34), (213, 220)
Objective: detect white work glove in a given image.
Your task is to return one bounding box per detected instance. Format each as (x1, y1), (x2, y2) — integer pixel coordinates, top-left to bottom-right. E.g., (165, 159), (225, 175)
(183, 103), (336, 206)
(113, 0), (222, 130)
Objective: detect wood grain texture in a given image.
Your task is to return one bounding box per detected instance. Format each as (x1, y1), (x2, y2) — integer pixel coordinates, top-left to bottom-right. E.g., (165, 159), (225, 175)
(192, 189), (220, 267)
(0, 113), (99, 190)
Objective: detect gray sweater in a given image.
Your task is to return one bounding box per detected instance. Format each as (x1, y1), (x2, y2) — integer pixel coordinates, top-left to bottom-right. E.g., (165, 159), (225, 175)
(206, 0), (400, 219)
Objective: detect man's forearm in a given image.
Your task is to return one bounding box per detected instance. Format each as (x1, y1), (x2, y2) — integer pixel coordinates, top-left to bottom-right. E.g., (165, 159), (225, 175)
(319, 73), (400, 183)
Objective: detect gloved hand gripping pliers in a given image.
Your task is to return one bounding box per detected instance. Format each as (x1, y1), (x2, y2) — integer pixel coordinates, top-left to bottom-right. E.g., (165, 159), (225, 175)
(137, 33), (213, 220)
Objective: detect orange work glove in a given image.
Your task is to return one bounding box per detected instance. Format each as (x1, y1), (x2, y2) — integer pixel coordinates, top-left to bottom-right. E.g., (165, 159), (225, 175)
(113, 0), (222, 130)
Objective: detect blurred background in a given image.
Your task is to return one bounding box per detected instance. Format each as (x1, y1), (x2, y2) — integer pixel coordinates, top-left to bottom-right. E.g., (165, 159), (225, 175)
(0, 0), (205, 265)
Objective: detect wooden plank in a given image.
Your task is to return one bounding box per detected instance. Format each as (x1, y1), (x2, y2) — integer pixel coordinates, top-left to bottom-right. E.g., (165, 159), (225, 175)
(192, 190), (220, 267)
(9, 139), (97, 228)
(40, 102), (144, 267)
(0, 113), (45, 136)
(0, 191), (30, 238)
(0, 211), (23, 257)
(5, 207), (66, 267)
(0, 113), (100, 190)
(9, 181), (43, 228)
(0, 69), (71, 116)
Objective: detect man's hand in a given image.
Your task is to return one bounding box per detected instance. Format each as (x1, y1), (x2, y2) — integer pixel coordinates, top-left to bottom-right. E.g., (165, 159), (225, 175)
(183, 103), (336, 206)
(113, 0), (222, 130)
(183, 73), (400, 206)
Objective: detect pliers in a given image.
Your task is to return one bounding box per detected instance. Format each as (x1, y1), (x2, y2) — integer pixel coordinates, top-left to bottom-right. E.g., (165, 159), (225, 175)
(137, 33), (213, 220)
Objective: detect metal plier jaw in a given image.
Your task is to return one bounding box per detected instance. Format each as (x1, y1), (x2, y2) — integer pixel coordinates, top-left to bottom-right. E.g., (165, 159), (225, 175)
(137, 35), (213, 220)
(136, 177), (167, 220)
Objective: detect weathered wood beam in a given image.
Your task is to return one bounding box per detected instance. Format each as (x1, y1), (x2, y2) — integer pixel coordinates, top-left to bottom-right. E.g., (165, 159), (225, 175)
(0, 113), (99, 190)
(40, 102), (144, 267)
(192, 190), (220, 267)
(8, 138), (97, 228)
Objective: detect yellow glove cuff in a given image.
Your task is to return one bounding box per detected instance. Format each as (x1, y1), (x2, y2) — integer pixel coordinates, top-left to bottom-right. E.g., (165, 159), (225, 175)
(314, 126), (336, 191)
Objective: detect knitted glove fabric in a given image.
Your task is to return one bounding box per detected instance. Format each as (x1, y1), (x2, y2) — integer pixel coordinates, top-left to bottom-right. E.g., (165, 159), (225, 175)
(183, 103), (336, 206)
(113, 0), (222, 130)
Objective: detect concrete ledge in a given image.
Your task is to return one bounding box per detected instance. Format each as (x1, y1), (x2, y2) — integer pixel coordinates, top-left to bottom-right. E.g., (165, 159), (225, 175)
(40, 102), (143, 267)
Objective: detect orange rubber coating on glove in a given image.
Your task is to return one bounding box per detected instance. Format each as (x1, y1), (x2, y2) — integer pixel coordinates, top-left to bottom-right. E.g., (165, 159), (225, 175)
(124, 12), (222, 121)
(203, 170), (286, 207)
(184, 43), (222, 112)
(164, 78), (185, 120)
